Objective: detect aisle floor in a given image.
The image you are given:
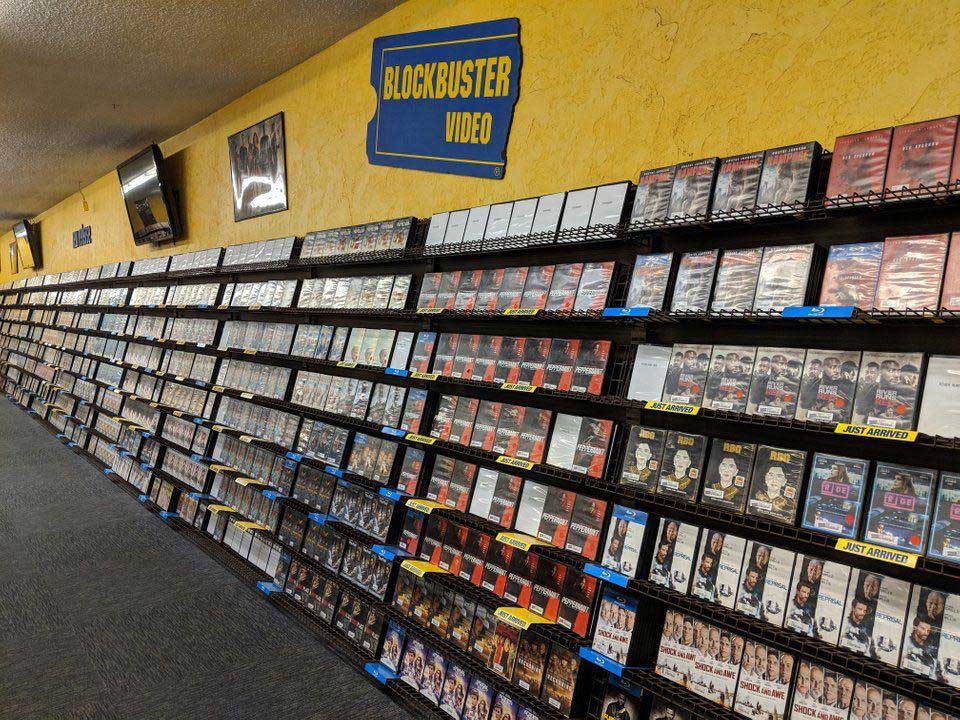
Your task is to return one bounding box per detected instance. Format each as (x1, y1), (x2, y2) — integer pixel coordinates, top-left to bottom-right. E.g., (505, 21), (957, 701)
(0, 400), (411, 720)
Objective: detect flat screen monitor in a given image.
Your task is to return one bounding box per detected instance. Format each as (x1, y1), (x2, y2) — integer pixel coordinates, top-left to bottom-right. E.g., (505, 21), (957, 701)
(13, 220), (41, 270)
(117, 145), (180, 245)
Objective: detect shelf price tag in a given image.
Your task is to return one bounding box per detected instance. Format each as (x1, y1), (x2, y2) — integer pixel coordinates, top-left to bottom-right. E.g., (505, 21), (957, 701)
(644, 400), (700, 415)
(834, 423), (917, 442)
(406, 432), (437, 445)
(238, 434), (254, 444)
(782, 305), (855, 319)
(409, 371), (439, 381)
(405, 498), (446, 515)
(496, 455), (534, 470)
(583, 563), (630, 588)
(836, 538), (919, 568)
(494, 606), (552, 630)
(416, 307), (444, 314)
(501, 382), (536, 393)
(602, 306), (651, 318)
(503, 308), (539, 316)
(400, 559), (447, 577)
(496, 531), (546, 551)
(384, 367), (409, 377)
(364, 661), (399, 684)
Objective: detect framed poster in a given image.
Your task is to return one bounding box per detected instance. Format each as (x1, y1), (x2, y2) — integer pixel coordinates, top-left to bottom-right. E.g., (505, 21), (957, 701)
(228, 112), (288, 221)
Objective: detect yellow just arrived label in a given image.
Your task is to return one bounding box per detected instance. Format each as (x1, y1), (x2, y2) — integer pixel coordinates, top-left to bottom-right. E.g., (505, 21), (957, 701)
(494, 606), (553, 630)
(836, 538), (920, 568)
(172, 410), (184, 417)
(242, 349), (257, 355)
(503, 308), (539, 316)
(834, 423), (918, 442)
(401, 559), (447, 577)
(405, 498), (446, 514)
(209, 464), (233, 473)
(644, 400), (701, 415)
(501, 382), (536, 393)
(235, 476), (268, 487)
(416, 307), (444, 314)
(496, 531), (546, 551)
(337, 361), (358, 368)
(410, 371), (439, 381)
(406, 432), (438, 445)
(207, 504), (236, 515)
(238, 434), (254, 444)
(235, 520), (267, 533)
(496, 455), (534, 470)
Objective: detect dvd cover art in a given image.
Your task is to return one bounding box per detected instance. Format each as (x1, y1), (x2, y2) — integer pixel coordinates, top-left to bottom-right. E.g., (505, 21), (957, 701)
(380, 620), (407, 672)
(472, 335), (503, 383)
(942, 233), (960, 311)
(784, 554), (852, 645)
(591, 588), (638, 664)
(747, 446), (806, 524)
(668, 158), (719, 219)
(648, 700), (689, 720)
(546, 414), (613, 479)
(401, 388), (429, 434)
(453, 334), (482, 379)
(789, 661), (854, 720)
(476, 269), (505, 312)
(409, 332), (438, 374)
(495, 337), (525, 385)
(449, 594), (477, 649)
(735, 541), (796, 627)
(468, 467), (497, 522)
(627, 344), (671, 402)
(468, 605), (498, 665)
(399, 635), (426, 688)
(430, 395), (459, 440)
(819, 241), (884, 308)
(712, 151), (763, 215)
(419, 272), (442, 309)
(886, 116), (959, 191)
(440, 522), (469, 574)
(490, 472), (522, 528)
(839, 569), (910, 665)
(875, 233), (950, 310)
(520, 266), (556, 311)
(540, 646), (580, 715)
(691, 530), (746, 609)
(826, 127), (893, 200)
(460, 529), (491, 585)
(558, 569), (598, 637)
(545, 263), (584, 312)
(624, 252), (673, 310)
(801, 453), (868, 539)
(470, 400), (502, 451)
(864, 462), (936, 553)
(757, 142), (821, 208)
(661, 344), (712, 405)
(565, 494), (607, 560)
(480, 539), (513, 596)
(420, 649), (447, 704)
(711, 248), (763, 312)
(753, 244), (815, 311)
(929, 472), (960, 564)
(600, 505), (648, 579)
(559, 187), (596, 233)
(918, 355), (960, 438)
(619, 425), (666, 491)
(465, 676), (494, 720)
(529, 557), (568, 620)
(686, 619), (743, 708)
(747, 347), (806, 418)
(703, 345), (757, 413)
(600, 682), (642, 720)
(513, 634), (549, 696)
(496, 267), (529, 311)
(733, 642), (794, 720)
(451, 397), (480, 447)
(796, 350), (862, 424)
(439, 661), (469, 718)
(656, 431), (707, 500)
(433, 333), (461, 376)
(574, 261), (615, 312)
(455, 269), (484, 311)
(492, 693), (518, 720)
(518, 337), (551, 387)
(655, 610), (696, 687)
(517, 407), (551, 463)
(503, 551), (538, 607)
(571, 339), (610, 396)
(542, 338), (580, 392)
(649, 517), (699, 593)
(900, 585), (960, 687)
(491, 621), (521, 680)
(670, 250), (719, 313)
(437, 271), (462, 310)
(851, 351), (923, 429)
(631, 166), (676, 223)
(700, 439), (756, 512)
(537, 486), (575, 547)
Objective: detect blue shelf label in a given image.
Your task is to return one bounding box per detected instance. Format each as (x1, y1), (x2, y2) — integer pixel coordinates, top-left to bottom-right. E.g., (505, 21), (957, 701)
(193, 417), (203, 424)
(579, 647), (629, 677)
(378, 487), (405, 502)
(602, 306), (651, 318)
(325, 465), (344, 478)
(364, 662), (398, 685)
(308, 512), (328, 525)
(197, 304), (209, 309)
(190, 453), (202, 463)
(282, 459), (298, 470)
(384, 367), (409, 377)
(56, 433), (65, 439)
(381, 426), (406, 438)
(256, 580), (281, 596)
(140, 463), (153, 471)
(195, 380), (206, 387)
(782, 305), (854, 319)
(137, 494), (149, 502)
(140, 431), (151, 439)
(262, 489), (285, 501)
(371, 544), (412, 562)
(158, 511), (178, 520)
(583, 563), (630, 588)
(286, 451), (303, 462)
(609, 674), (643, 697)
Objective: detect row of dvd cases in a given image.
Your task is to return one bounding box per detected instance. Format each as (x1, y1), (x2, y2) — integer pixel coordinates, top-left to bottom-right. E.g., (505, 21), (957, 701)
(4, 193), (960, 720)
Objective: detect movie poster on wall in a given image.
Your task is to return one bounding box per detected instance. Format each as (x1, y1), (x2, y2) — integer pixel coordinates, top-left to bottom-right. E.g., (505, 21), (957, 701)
(228, 112), (288, 221)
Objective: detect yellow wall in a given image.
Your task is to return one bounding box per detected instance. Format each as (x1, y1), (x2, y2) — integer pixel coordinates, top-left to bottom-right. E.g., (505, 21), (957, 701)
(5, 0), (960, 282)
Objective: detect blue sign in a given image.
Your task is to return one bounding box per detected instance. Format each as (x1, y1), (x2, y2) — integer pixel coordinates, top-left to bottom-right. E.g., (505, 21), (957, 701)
(782, 305), (855, 319)
(367, 18), (522, 179)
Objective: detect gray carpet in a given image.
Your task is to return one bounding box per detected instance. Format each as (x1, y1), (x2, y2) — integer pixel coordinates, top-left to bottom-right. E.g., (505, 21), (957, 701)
(0, 399), (411, 720)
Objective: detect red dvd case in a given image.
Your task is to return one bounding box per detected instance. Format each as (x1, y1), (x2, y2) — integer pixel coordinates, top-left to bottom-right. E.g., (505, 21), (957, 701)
(436, 271), (462, 310)
(574, 261), (615, 312)
(470, 400), (502, 451)
(520, 265), (557, 310)
(826, 127), (893, 200)
(431, 333), (460, 376)
(472, 335), (503, 382)
(518, 337), (551, 387)
(940, 233), (960, 310)
(450, 396), (480, 446)
(496, 267), (529, 311)
(542, 338), (580, 392)
(885, 116), (958, 191)
(571, 340), (610, 395)
(476, 268), (505, 311)
(451, 333), (481, 379)
(545, 263), (584, 312)
(494, 337), (526, 384)
(874, 233), (949, 310)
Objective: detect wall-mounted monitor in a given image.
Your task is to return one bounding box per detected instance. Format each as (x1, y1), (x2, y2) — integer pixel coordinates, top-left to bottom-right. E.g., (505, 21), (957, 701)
(12, 219), (41, 270)
(116, 144), (181, 245)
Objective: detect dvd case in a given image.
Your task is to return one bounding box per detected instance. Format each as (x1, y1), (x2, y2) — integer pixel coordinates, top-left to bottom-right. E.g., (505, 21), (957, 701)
(801, 453), (868, 539)
(529, 556), (567, 620)
(826, 127), (893, 200)
(735, 541), (796, 627)
(668, 158), (719, 219)
(542, 338), (579, 392)
(648, 518), (699, 593)
(599, 680), (643, 720)
(565, 494), (607, 560)
(710, 248), (763, 312)
(631, 166), (675, 224)
(784, 554), (851, 645)
(900, 584), (960, 688)
(929, 471), (960, 565)
(712, 151), (763, 215)
(540, 646), (580, 715)
(661, 344), (712, 405)
(619, 425), (666, 491)
(839, 569), (910, 665)
(439, 661), (469, 718)
(656, 431), (707, 501)
(753, 244), (815, 311)
(747, 445), (806, 524)
(703, 345), (757, 413)
(756, 141), (822, 208)
(819, 241), (884, 308)
(571, 340), (609, 396)
(591, 588), (638, 665)
(686, 618), (743, 708)
(513, 634), (548, 696)
(624, 252), (673, 310)
(520, 265), (556, 311)
(796, 349), (862, 424)
(733, 642), (793, 720)
(874, 234), (949, 310)
(747, 347), (807, 418)
(918, 355), (960, 438)
(545, 263), (583, 312)
(627, 344), (671, 402)
(574, 261), (614, 312)
(864, 462), (936, 554)
(885, 116), (959, 191)
(851, 351), (923, 429)
(545, 414), (613, 479)
(600, 505), (648, 578)
(670, 250), (719, 313)
(691, 529), (746, 610)
(789, 661), (854, 720)
(700, 438), (756, 513)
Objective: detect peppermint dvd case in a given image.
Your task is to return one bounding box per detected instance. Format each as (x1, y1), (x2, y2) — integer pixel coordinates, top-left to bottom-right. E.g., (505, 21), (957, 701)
(756, 141), (822, 208)
(571, 339), (610, 396)
(691, 529), (746, 610)
(711, 151), (763, 215)
(520, 265), (556, 311)
(747, 347), (807, 419)
(826, 127), (893, 200)
(624, 252), (673, 310)
(574, 261), (615, 312)
(784, 554), (852, 645)
(839, 569), (910, 666)
(940, 232), (960, 310)
(619, 425), (666, 491)
(648, 517), (700, 594)
(565, 494), (607, 560)
(496, 266), (529, 311)
(796, 349), (862, 424)
(747, 445), (806, 524)
(542, 338), (579, 392)
(700, 438), (756, 513)
(656, 430), (707, 501)
(529, 556), (568, 620)
(558, 569), (599, 637)
(864, 462), (937, 554)
(710, 247), (763, 312)
(670, 250), (719, 313)
(545, 263), (583, 312)
(801, 453), (869, 539)
(703, 345), (757, 413)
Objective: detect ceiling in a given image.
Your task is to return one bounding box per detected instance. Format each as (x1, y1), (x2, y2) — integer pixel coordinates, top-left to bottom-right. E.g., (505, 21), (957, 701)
(0, 0), (400, 232)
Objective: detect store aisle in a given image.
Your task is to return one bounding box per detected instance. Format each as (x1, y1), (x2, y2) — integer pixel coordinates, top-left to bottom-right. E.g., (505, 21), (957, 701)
(0, 400), (410, 720)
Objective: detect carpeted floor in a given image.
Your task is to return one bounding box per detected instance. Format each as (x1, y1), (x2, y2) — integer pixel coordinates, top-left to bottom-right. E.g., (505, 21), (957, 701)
(0, 399), (411, 720)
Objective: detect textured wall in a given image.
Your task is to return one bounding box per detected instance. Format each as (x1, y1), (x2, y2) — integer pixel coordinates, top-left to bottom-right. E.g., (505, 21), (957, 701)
(4, 0), (960, 281)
